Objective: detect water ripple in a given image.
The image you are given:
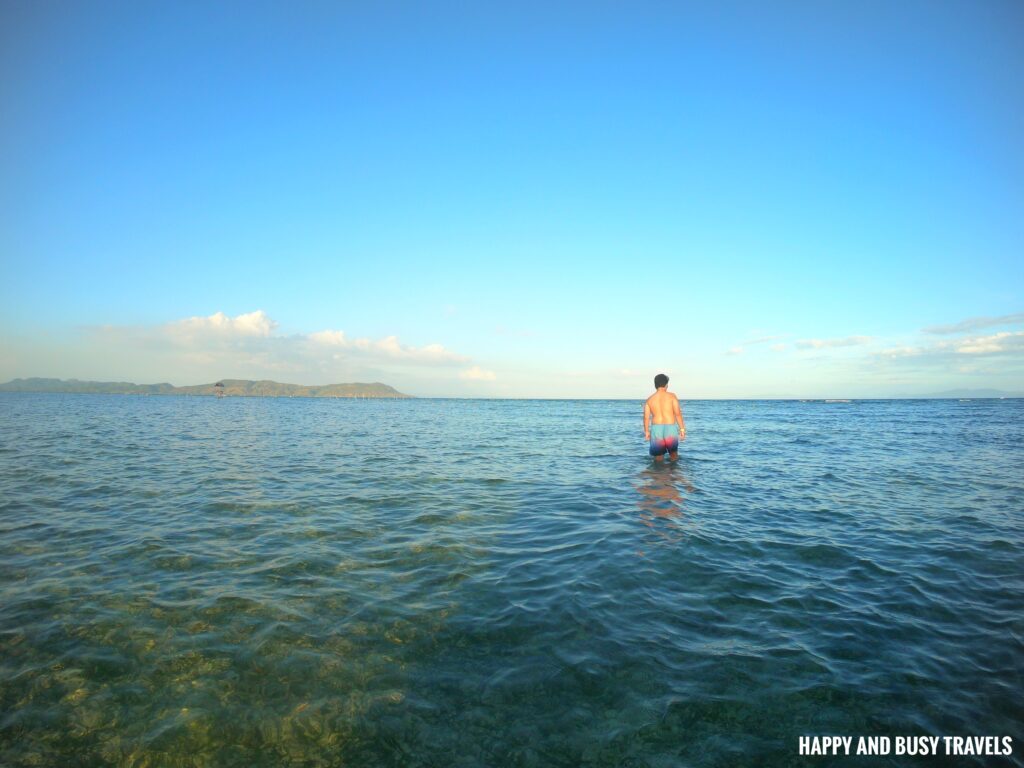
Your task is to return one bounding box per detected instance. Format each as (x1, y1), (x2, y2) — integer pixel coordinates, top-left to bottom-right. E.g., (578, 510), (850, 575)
(0, 394), (1022, 766)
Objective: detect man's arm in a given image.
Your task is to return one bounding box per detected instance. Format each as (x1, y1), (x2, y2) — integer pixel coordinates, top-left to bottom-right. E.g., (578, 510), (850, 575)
(674, 396), (686, 440)
(643, 400), (651, 439)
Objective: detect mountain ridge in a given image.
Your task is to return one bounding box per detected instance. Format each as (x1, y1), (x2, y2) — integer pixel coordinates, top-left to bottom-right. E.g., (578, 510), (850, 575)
(0, 377), (411, 398)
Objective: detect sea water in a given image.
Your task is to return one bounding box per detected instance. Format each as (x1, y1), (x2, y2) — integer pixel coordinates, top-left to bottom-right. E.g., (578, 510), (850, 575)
(1, 394), (1021, 767)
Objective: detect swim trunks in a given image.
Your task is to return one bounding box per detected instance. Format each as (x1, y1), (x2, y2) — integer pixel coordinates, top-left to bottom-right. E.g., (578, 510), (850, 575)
(649, 424), (680, 456)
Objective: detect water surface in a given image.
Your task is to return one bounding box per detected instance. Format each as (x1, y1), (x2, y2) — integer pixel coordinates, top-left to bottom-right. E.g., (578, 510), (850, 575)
(1, 394), (1021, 766)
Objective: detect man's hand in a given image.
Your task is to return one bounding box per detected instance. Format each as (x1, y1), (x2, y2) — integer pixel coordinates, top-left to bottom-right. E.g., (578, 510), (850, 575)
(644, 432), (650, 441)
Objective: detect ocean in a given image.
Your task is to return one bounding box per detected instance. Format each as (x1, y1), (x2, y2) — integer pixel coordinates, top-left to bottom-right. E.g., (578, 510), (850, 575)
(1, 393), (1021, 767)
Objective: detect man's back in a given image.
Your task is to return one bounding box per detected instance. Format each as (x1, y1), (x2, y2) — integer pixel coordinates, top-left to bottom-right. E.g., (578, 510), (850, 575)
(646, 389), (680, 424)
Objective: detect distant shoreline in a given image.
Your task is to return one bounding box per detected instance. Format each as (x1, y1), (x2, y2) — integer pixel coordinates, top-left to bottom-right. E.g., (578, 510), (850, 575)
(0, 378), (411, 399)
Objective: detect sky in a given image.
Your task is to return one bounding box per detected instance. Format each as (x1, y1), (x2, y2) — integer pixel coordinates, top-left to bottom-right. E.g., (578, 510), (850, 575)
(1, 1), (1022, 398)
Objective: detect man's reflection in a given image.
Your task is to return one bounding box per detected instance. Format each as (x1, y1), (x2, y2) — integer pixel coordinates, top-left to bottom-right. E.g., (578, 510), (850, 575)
(635, 461), (695, 550)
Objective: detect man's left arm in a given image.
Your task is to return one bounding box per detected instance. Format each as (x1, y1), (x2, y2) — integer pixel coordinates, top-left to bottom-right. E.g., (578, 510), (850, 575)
(674, 396), (686, 440)
(643, 401), (651, 440)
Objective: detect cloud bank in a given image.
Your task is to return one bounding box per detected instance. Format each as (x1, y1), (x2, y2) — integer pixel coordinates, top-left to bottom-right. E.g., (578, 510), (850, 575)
(878, 331), (1024, 360)
(923, 312), (1024, 335)
(795, 336), (873, 350)
(6, 310), (491, 395)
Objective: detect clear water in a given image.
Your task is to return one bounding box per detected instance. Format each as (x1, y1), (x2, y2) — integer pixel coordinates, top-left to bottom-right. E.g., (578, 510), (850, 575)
(1, 394), (1021, 767)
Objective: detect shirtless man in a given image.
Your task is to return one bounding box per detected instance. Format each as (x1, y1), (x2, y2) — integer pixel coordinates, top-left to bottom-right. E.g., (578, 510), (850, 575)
(644, 373), (686, 461)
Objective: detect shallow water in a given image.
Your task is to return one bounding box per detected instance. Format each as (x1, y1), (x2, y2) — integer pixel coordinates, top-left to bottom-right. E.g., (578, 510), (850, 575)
(1, 394), (1022, 767)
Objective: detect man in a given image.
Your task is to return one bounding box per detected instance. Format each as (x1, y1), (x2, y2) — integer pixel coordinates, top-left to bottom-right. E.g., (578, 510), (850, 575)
(644, 373), (686, 461)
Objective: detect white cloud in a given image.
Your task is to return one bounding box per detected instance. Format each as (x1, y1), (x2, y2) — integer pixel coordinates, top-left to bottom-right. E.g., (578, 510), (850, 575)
(955, 331), (1021, 355)
(795, 336), (873, 349)
(877, 331), (1024, 360)
(923, 312), (1024, 335)
(169, 310), (276, 338)
(309, 329), (466, 363)
(726, 334), (785, 355)
(459, 366), (497, 381)
(308, 329), (348, 346)
(383, 337), (465, 363)
(770, 343), (787, 352)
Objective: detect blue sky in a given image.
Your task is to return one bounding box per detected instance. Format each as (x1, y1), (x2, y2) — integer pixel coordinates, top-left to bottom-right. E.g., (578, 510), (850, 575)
(2, 1), (1022, 397)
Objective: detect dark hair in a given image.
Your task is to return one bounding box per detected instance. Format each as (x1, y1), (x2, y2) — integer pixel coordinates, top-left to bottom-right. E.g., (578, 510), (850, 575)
(654, 373), (669, 388)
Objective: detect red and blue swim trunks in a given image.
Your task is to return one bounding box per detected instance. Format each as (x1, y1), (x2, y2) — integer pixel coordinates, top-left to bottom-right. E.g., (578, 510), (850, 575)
(649, 424), (680, 456)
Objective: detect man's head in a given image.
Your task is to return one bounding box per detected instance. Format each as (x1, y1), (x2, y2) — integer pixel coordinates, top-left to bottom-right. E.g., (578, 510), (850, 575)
(654, 373), (669, 389)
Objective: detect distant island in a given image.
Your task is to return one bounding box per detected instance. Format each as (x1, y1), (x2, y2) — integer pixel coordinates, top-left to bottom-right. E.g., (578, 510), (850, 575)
(0, 378), (411, 398)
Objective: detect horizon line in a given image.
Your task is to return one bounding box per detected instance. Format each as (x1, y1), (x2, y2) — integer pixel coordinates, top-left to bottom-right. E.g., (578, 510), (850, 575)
(1, 392), (1020, 402)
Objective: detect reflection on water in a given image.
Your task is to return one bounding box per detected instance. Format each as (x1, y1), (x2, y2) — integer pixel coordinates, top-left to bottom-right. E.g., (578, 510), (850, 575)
(635, 460), (696, 549)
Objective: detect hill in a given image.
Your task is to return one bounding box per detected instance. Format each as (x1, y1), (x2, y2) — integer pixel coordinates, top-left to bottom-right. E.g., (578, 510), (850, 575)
(0, 378), (411, 398)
